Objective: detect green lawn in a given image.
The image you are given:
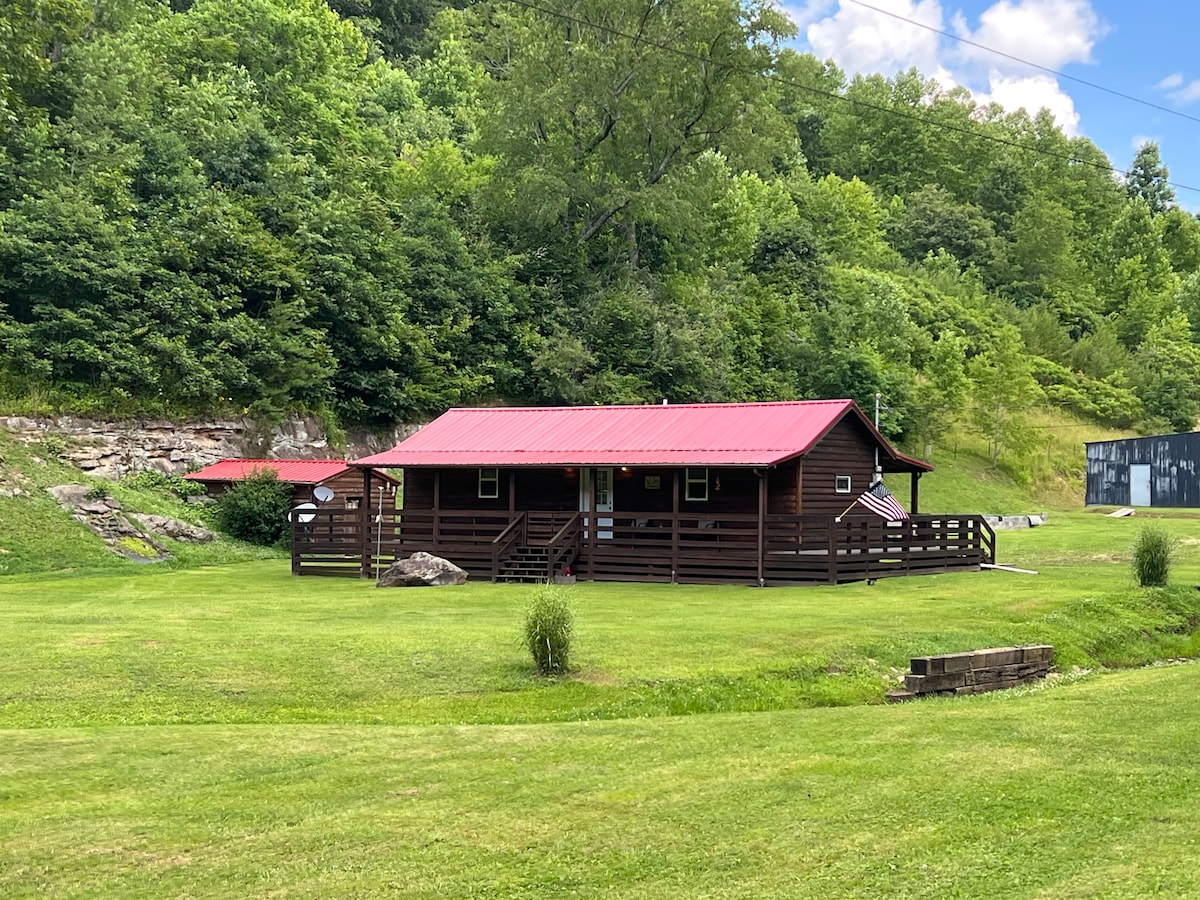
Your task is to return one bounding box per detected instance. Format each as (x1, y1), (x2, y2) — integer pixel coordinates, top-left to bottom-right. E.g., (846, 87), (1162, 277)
(4, 509), (1200, 896)
(3, 663), (1200, 898)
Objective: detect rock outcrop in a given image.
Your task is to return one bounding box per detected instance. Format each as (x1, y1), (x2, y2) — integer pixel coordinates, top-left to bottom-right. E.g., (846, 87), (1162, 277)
(2, 415), (420, 480)
(46, 484), (185, 562)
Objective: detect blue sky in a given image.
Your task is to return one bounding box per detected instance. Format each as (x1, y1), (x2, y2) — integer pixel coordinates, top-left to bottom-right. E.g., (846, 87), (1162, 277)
(781, 0), (1200, 209)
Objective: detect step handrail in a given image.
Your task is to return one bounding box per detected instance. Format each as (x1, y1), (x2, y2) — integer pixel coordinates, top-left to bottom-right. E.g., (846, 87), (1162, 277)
(490, 512), (527, 581)
(545, 512), (582, 579)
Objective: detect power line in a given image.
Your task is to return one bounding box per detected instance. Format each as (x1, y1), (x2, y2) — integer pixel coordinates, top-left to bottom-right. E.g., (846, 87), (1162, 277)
(498, 0), (1200, 196)
(840, 0), (1200, 129)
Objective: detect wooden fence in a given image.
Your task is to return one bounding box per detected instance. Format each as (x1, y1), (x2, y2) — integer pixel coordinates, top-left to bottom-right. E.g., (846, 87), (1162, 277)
(293, 510), (994, 586)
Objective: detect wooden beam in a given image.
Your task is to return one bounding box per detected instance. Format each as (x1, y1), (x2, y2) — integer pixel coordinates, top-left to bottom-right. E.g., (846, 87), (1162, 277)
(671, 469), (680, 582)
(911, 471), (921, 515)
(757, 469), (767, 586)
(508, 469), (516, 513)
(360, 468), (374, 579)
(432, 470), (441, 546)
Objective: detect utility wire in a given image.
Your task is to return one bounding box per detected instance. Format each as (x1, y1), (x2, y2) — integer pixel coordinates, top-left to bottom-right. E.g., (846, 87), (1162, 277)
(498, 0), (1200, 196)
(840, 0), (1200, 128)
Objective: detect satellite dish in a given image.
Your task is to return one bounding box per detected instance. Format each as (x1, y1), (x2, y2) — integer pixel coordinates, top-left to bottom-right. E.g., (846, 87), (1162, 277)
(291, 502), (317, 524)
(313, 485), (335, 504)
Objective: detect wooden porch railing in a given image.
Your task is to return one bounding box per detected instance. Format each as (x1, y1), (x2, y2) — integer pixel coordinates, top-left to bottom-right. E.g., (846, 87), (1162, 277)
(293, 509), (995, 585)
(490, 512), (527, 578)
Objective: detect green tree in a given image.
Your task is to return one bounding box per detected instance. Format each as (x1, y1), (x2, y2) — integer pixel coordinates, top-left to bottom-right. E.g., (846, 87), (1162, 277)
(967, 326), (1043, 471)
(468, 0), (793, 258)
(1125, 142), (1175, 215)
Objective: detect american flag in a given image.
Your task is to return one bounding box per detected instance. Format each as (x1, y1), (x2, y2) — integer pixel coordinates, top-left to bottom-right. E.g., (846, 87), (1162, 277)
(855, 480), (908, 521)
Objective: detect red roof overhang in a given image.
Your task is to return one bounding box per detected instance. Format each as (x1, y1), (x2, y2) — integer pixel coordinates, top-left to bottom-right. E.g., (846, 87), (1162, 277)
(352, 401), (932, 472)
(185, 459), (356, 484)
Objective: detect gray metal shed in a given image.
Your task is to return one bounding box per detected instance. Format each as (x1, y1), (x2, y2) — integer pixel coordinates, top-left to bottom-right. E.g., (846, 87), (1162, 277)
(1085, 432), (1200, 507)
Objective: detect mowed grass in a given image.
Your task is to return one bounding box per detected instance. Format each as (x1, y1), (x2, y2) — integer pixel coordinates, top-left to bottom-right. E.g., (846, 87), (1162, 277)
(4, 505), (1200, 896)
(3, 508), (1200, 728)
(4, 663), (1200, 898)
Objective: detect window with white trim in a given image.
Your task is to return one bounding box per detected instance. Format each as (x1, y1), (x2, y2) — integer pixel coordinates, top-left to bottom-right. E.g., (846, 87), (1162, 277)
(685, 467), (709, 502)
(835, 475), (852, 494)
(478, 467), (500, 499)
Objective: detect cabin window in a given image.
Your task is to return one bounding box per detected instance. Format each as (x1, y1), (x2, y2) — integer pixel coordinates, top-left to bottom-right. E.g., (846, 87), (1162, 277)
(835, 475), (852, 494)
(478, 467), (500, 499)
(346, 496), (361, 510)
(685, 467), (709, 502)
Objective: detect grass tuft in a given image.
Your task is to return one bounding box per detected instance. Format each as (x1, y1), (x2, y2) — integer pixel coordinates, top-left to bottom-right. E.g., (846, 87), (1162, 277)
(1132, 523), (1175, 587)
(524, 583), (575, 676)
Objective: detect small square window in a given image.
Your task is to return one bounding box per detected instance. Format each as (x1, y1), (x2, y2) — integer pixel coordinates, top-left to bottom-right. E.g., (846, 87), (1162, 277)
(346, 496), (361, 510)
(835, 475), (852, 494)
(685, 467), (709, 502)
(478, 467), (500, 499)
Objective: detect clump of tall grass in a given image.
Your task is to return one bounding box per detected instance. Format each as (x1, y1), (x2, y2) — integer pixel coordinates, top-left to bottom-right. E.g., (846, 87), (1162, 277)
(523, 583), (574, 676)
(1132, 524), (1175, 587)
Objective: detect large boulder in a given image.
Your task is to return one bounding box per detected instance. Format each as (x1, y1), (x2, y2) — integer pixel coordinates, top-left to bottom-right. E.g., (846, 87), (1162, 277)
(376, 552), (468, 587)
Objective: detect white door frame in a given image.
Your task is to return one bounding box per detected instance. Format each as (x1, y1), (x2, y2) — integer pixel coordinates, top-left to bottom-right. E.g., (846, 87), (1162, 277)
(580, 467), (614, 539)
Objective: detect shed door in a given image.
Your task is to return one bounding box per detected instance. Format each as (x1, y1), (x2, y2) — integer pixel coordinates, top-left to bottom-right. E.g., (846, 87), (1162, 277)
(1130, 464), (1152, 507)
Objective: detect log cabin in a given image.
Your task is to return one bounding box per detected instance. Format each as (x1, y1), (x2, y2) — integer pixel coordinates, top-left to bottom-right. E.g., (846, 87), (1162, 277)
(292, 401), (994, 584)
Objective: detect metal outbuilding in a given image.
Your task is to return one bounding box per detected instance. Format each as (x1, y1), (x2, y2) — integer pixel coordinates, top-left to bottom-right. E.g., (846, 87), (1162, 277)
(1084, 433), (1200, 507)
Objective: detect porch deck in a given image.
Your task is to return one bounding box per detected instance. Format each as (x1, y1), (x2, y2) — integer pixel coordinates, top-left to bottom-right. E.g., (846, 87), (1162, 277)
(292, 510), (995, 586)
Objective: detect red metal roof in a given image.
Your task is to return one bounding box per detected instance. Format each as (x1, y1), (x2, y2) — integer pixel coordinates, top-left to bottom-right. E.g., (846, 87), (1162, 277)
(184, 459), (354, 484)
(353, 401), (931, 470)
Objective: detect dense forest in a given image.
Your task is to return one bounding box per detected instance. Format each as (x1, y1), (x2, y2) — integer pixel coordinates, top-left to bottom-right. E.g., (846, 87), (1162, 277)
(3, 0), (1200, 463)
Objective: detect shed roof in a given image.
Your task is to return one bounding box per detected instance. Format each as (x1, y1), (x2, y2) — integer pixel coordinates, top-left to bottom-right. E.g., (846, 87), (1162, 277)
(353, 401), (931, 471)
(185, 459), (356, 484)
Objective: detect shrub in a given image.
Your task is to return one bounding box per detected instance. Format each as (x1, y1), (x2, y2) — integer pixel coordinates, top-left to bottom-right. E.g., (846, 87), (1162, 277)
(523, 583), (575, 676)
(1132, 524), (1175, 587)
(212, 469), (293, 547)
(123, 469), (196, 499)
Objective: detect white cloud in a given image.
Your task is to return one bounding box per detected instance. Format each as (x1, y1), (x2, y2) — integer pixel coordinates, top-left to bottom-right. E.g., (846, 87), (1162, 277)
(779, 0), (839, 31)
(1130, 134), (1159, 152)
(951, 0), (1104, 71)
(1167, 80), (1200, 106)
(805, 0), (947, 79)
(1157, 72), (1185, 90)
(976, 72), (1081, 135)
(787, 0), (1106, 135)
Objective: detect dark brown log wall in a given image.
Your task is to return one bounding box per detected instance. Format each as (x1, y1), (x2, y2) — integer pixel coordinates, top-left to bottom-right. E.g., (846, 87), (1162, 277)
(800, 417), (878, 516)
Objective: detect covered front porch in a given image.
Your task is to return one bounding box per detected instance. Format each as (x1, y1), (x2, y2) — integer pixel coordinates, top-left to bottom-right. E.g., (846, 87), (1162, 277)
(292, 507), (995, 586)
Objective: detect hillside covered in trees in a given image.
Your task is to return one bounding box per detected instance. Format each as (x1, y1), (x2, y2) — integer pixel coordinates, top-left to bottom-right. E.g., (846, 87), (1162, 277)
(3, 0), (1199, 465)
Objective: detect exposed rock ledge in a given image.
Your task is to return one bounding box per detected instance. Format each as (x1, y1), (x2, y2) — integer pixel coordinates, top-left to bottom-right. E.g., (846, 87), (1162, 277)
(46, 484), (217, 561)
(2, 415), (418, 480)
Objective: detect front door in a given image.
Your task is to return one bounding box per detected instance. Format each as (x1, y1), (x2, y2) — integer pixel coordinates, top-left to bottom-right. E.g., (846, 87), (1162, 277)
(595, 467), (614, 539)
(1130, 464), (1152, 507)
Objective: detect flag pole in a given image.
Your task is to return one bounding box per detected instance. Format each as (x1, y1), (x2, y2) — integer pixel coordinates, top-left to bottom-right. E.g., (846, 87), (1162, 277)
(835, 499), (859, 522)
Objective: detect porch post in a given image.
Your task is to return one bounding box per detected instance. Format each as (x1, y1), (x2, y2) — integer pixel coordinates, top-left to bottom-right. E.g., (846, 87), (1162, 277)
(508, 469), (516, 513)
(360, 468), (374, 579)
(671, 469), (680, 581)
(826, 517), (838, 585)
(432, 470), (441, 546)
(757, 469), (767, 586)
(911, 471), (921, 515)
(586, 469), (596, 581)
